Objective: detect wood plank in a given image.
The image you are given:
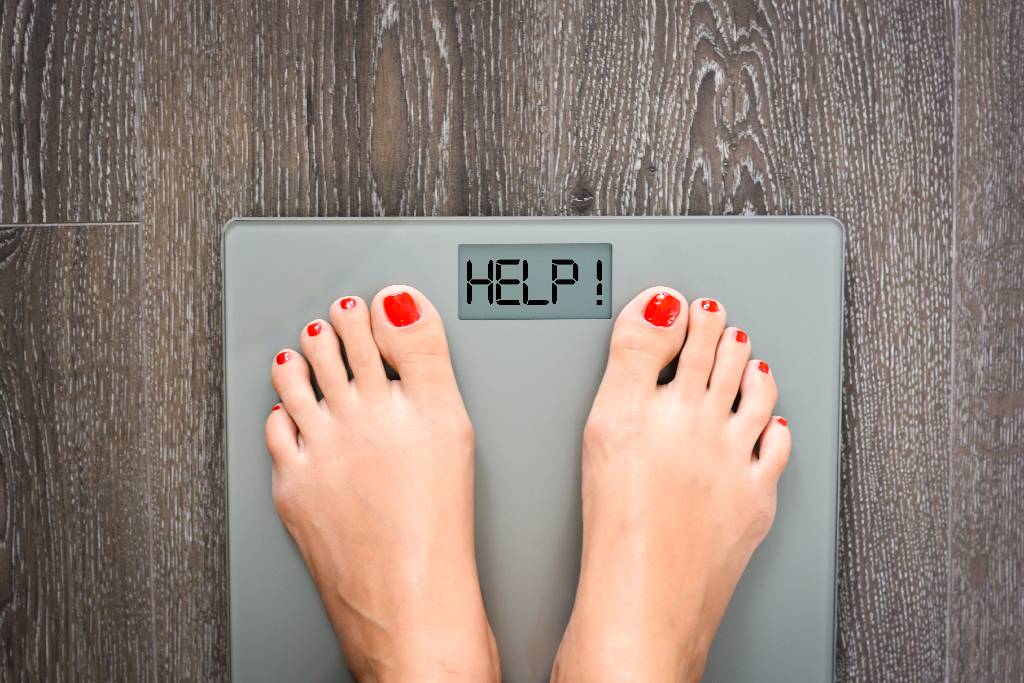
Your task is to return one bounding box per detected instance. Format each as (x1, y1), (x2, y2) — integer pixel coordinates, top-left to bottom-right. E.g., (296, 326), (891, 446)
(0, 2), (137, 223)
(244, 0), (554, 217)
(0, 223), (152, 680)
(136, 4), (252, 676)
(135, 1), (551, 677)
(548, 1), (955, 679)
(949, 1), (1024, 679)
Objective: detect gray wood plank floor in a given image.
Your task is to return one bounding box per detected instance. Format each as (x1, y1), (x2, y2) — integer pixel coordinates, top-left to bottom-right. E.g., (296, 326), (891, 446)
(0, 2), (137, 223)
(950, 1), (1024, 681)
(0, 224), (151, 679)
(1, 1), (1021, 680)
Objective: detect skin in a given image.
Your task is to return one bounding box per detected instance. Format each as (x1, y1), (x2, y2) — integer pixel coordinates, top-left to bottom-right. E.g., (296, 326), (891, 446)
(266, 286), (499, 682)
(550, 287), (790, 682)
(266, 285), (790, 682)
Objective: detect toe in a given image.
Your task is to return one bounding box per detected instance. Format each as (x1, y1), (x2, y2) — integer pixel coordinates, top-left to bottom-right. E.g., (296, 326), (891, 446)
(754, 416), (792, 482)
(271, 348), (321, 423)
(733, 359), (778, 439)
(600, 287), (689, 393)
(265, 403), (300, 462)
(675, 298), (727, 395)
(329, 296), (387, 394)
(369, 286), (458, 395)
(299, 318), (349, 405)
(707, 327), (751, 410)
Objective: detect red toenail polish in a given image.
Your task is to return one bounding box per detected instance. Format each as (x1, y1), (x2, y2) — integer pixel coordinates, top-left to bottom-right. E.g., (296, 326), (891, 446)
(734, 329), (748, 343)
(276, 351), (291, 365)
(339, 297), (357, 310)
(757, 360), (770, 373)
(700, 299), (720, 313)
(306, 321), (322, 336)
(272, 404), (282, 412)
(643, 292), (681, 327)
(776, 416), (788, 426)
(383, 292), (421, 327)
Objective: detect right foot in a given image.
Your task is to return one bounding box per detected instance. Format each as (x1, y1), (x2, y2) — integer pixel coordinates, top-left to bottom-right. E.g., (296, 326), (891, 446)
(265, 286), (499, 682)
(552, 288), (792, 682)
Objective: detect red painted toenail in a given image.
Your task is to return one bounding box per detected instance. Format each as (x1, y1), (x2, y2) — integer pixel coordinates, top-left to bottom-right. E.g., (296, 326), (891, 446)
(383, 292), (421, 327)
(272, 404), (282, 412)
(700, 299), (720, 313)
(757, 360), (770, 373)
(776, 416), (788, 426)
(643, 292), (681, 327)
(306, 321), (322, 336)
(339, 297), (357, 310)
(276, 351), (291, 365)
(734, 329), (748, 343)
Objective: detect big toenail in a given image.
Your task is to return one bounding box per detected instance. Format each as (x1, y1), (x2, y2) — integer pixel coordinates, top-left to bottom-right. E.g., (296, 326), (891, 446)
(734, 329), (748, 343)
(700, 299), (720, 313)
(276, 351), (292, 365)
(776, 416), (788, 426)
(339, 297), (357, 310)
(757, 360), (770, 373)
(383, 292), (421, 327)
(643, 292), (681, 327)
(272, 404), (282, 412)
(306, 321), (322, 336)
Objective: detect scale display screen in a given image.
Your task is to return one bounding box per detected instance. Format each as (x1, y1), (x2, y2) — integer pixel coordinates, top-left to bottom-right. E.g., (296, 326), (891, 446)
(459, 243), (611, 319)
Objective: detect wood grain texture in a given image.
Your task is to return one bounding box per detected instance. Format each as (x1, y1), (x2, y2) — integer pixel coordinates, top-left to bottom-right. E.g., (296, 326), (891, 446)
(549, 1), (955, 679)
(550, 0), (792, 215)
(793, 5), (956, 678)
(244, 0), (553, 217)
(135, 1), (550, 677)
(0, 224), (152, 681)
(0, 1), (137, 223)
(949, 1), (1024, 680)
(136, 4), (251, 677)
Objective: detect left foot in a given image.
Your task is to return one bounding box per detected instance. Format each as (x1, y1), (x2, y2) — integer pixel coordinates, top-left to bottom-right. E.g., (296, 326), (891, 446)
(265, 286), (499, 682)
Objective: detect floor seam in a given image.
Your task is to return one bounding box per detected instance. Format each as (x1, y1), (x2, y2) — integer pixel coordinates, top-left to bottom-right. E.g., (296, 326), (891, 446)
(0, 221), (140, 228)
(945, 1), (961, 681)
(129, 0), (161, 678)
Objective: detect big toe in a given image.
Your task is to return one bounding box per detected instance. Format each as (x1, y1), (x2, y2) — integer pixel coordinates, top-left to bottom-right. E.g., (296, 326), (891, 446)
(599, 287), (689, 395)
(370, 286), (459, 396)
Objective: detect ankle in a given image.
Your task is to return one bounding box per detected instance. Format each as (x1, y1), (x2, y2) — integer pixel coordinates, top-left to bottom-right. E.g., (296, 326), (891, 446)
(552, 617), (706, 683)
(374, 652), (500, 683)
(552, 646), (703, 683)
(346, 619), (500, 683)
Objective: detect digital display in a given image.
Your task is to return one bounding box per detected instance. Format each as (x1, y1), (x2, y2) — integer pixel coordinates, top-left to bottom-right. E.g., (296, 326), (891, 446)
(459, 243), (611, 319)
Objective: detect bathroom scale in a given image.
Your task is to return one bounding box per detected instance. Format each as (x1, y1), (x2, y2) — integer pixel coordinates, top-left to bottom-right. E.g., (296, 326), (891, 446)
(223, 216), (843, 682)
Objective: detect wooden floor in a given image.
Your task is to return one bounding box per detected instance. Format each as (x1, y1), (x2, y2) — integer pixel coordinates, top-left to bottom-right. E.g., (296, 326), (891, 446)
(1, 1), (1021, 680)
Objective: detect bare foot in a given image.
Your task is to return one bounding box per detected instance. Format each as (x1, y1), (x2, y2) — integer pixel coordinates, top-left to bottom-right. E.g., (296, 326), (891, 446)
(265, 286), (499, 682)
(552, 288), (791, 682)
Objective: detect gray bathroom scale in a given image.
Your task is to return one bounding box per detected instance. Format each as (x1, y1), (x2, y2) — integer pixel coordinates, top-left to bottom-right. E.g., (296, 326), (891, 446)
(223, 216), (843, 682)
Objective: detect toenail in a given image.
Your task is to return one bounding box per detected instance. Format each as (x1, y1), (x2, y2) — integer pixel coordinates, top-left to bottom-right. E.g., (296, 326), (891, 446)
(272, 404), (282, 412)
(306, 321), (322, 336)
(776, 416), (788, 426)
(643, 292), (681, 327)
(276, 351), (292, 365)
(700, 299), (720, 313)
(757, 360), (770, 373)
(383, 292), (421, 327)
(339, 297), (357, 310)
(734, 329), (748, 343)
